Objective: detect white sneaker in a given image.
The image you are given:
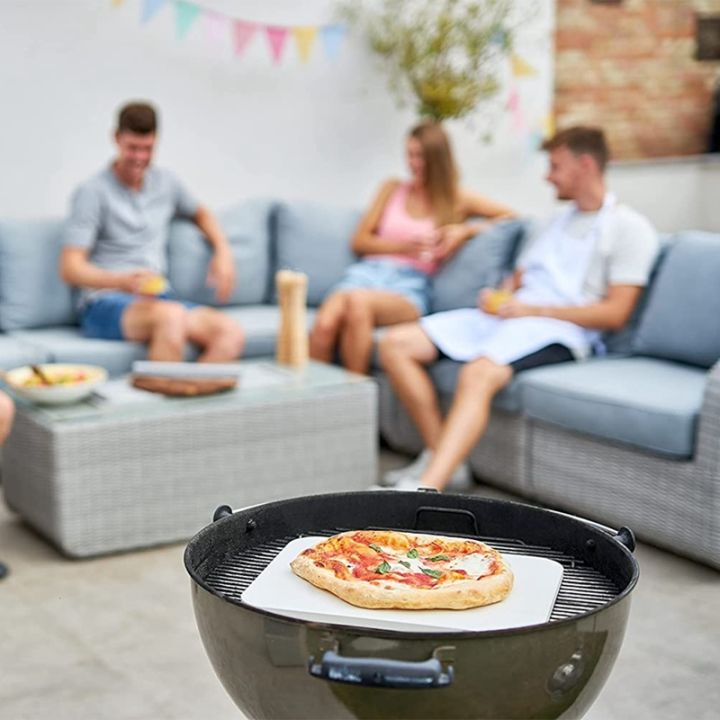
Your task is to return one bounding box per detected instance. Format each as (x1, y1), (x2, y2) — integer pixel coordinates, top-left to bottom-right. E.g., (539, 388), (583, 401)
(382, 450), (432, 487)
(446, 462), (472, 491)
(383, 450), (473, 491)
(368, 477), (428, 492)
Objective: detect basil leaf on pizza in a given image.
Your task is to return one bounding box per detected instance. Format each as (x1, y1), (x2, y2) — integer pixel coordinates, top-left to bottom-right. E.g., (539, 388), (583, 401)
(290, 530), (514, 610)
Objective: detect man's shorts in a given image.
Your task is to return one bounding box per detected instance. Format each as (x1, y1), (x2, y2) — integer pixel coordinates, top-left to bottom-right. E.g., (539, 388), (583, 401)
(436, 343), (574, 374)
(80, 292), (198, 341)
(332, 259), (431, 315)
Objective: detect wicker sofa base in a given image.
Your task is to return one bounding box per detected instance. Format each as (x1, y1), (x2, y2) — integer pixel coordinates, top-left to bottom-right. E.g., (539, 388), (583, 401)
(377, 371), (720, 570)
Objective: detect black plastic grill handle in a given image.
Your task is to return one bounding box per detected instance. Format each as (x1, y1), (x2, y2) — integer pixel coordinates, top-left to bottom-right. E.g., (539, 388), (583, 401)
(308, 649), (454, 689)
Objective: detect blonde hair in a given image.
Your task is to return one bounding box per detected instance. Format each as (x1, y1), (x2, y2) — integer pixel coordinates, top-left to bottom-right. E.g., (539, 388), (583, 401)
(409, 120), (460, 225)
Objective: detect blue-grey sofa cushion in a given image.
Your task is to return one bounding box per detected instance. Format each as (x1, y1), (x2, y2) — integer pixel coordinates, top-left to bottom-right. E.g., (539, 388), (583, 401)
(521, 357), (707, 458)
(603, 234), (673, 355)
(220, 304), (317, 359)
(632, 232), (720, 368)
(430, 220), (528, 313)
(274, 201), (361, 306)
(9, 328), (148, 377)
(0, 219), (76, 331)
(0, 334), (51, 370)
(167, 199), (273, 307)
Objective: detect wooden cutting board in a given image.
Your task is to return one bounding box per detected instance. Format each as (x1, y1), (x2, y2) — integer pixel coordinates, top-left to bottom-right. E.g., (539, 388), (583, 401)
(242, 535), (564, 633)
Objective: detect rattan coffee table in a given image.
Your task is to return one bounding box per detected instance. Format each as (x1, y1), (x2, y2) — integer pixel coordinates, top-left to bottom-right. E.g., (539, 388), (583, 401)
(2, 360), (377, 557)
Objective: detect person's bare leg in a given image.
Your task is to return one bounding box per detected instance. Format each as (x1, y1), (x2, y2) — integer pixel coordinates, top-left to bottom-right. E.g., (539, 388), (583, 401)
(420, 358), (513, 491)
(340, 291), (420, 374)
(122, 299), (189, 361)
(0, 390), (15, 444)
(378, 323), (442, 449)
(309, 292), (350, 363)
(186, 307), (245, 362)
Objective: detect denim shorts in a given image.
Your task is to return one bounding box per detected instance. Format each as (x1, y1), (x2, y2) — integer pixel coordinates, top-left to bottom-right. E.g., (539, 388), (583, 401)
(80, 292), (197, 341)
(333, 259), (431, 315)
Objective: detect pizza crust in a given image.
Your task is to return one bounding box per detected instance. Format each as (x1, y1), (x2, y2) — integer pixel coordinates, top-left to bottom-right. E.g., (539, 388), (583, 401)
(290, 531), (514, 610)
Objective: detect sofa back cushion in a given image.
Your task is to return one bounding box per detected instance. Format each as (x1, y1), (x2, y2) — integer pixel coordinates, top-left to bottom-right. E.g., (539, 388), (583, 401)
(167, 199), (273, 306)
(632, 231), (720, 367)
(430, 219), (528, 313)
(0, 219), (76, 330)
(273, 201), (361, 306)
(603, 235), (673, 355)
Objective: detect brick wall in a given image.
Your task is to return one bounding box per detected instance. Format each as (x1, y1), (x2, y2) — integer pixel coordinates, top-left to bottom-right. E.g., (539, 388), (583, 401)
(555, 0), (720, 159)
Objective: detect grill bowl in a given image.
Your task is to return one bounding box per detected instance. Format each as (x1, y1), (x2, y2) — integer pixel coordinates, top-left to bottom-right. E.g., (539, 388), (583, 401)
(185, 491), (638, 720)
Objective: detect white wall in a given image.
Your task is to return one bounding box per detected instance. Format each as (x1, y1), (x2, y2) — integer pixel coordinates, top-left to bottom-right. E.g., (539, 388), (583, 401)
(0, 0), (556, 219)
(1, 0), (716, 233)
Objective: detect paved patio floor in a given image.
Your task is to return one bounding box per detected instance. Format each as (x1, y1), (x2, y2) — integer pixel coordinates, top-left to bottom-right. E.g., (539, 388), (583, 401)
(0, 449), (718, 720)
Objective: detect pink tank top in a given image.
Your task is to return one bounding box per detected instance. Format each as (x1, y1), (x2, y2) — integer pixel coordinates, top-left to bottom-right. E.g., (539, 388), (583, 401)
(365, 183), (438, 275)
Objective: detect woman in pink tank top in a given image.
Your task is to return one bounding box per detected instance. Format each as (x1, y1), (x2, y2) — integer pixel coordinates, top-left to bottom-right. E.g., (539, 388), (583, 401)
(310, 121), (515, 374)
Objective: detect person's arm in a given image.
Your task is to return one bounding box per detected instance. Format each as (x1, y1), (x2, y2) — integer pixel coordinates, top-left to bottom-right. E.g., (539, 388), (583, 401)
(193, 205), (235, 303)
(351, 180), (433, 257)
(60, 246), (154, 294)
(434, 190), (518, 261)
(496, 284), (644, 332)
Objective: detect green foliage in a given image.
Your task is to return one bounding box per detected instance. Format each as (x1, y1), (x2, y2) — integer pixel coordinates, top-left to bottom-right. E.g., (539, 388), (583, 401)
(341, 0), (514, 121)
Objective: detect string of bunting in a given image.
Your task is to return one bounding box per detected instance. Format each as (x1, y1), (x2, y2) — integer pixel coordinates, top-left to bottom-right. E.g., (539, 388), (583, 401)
(111, 0), (346, 64)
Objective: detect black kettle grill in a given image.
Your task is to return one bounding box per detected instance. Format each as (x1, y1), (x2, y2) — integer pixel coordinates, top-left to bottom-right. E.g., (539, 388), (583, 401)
(185, 491), (638, 719)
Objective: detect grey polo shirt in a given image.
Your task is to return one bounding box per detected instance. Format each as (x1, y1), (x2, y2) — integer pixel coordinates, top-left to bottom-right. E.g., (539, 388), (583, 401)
(62, 165), (199, 304)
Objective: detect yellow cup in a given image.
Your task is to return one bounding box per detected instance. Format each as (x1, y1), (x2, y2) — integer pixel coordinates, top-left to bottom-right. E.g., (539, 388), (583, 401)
(484, 289), (513, 314)
(139, 275), (168, 296)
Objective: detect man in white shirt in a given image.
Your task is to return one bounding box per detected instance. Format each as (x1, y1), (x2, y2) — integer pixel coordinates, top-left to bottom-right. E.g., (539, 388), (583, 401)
(379, 126), (659, 492)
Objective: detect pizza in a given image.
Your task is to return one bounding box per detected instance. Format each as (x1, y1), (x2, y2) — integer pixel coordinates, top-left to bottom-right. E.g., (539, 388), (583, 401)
(290, 530), (513, 610)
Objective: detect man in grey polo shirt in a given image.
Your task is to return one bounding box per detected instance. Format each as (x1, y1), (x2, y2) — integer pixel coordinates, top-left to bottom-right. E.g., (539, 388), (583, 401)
(60, 101), (244, 362)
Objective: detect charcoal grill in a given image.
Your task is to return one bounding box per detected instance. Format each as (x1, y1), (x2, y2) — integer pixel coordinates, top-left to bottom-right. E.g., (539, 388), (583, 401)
(185, 491), (638, 720)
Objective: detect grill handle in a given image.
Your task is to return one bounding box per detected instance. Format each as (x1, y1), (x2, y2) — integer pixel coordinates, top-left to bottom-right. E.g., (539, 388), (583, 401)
(308, 649), (454, 689)
(549, 509), (636, 552)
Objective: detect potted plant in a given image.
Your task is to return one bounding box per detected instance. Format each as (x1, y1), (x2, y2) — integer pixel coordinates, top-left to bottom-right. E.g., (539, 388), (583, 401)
(340, 0), (515, 122)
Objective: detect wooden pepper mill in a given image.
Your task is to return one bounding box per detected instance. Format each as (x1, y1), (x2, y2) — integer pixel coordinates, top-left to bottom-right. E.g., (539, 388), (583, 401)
(275, 270), (309, 367)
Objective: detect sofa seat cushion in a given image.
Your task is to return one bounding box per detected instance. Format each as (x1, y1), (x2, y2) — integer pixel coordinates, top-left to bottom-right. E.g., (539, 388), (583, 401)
(9, 328), (148, 377)
(521, 357), (707, 458)
(632, 231), (720, 368)
(429, 359), (523, 413)
(274, 201), (361, 306)
(0, 334), (52, 370)
(220, 305), (317, 359)
(0, 219), (76, 331)
(168, 199), (274, 307)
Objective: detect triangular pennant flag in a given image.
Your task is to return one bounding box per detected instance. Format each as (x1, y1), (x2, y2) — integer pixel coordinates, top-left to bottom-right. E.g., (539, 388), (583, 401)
(292, 26), (318, 64)
(265, 25), (289, 65)
(233, 20), (257, 57)
(175, 1), (200, 40)
(204, 11), (227, 46)
(141, 0), (166, 24)
(511, 53), (538, 78)
(542, 113), (555, 139)
(320, 24), (345, 62)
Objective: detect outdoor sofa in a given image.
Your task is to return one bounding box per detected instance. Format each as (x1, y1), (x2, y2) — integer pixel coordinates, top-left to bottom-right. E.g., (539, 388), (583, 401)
(0, 201), (718, 568)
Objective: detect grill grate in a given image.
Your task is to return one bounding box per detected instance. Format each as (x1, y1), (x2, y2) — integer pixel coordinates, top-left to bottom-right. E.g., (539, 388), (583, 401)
(205, 529), (620, 625)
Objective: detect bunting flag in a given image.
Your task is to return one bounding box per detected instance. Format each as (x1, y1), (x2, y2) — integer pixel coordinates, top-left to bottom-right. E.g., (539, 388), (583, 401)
(175, 1), (200, 39)
(266, 26), (289, 65)
(114, 1), (346, 65)
(293, 27), (317, 64)
(321, 25), (345, 62)
(541, 113), (555, 139)
(511, 53), (538, 78)
(141, 0), (166, 24)
(203, 11), (226, 46)
(233, 20), (257, 57)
